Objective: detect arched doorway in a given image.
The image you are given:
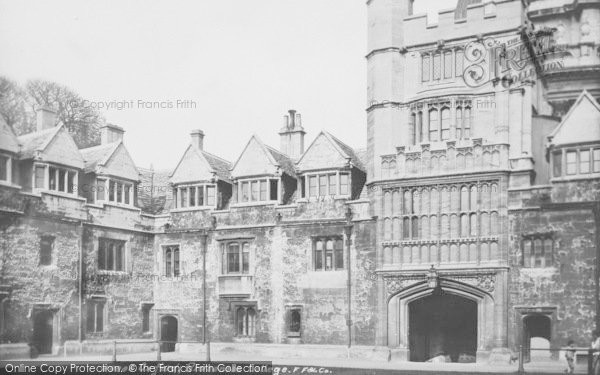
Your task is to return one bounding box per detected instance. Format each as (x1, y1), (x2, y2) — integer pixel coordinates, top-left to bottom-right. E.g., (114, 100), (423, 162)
(523, 314), (551, 362)
(408, 293), (477, 362)
(32, 310), (54, 354)
(160, 316), (178, 352)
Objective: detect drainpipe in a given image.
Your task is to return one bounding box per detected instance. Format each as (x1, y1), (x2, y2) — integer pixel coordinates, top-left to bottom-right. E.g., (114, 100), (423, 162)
(201, 230), (208, 346)
(344, 206), (353, 354)
(78, 220), (84, 349)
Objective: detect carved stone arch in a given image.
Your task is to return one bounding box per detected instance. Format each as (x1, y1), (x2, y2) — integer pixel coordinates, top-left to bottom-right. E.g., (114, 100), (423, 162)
(386, 274), (497, 361)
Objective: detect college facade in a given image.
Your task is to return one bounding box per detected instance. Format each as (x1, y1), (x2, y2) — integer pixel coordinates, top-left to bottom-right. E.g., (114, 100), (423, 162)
(0, 0), (599, 363)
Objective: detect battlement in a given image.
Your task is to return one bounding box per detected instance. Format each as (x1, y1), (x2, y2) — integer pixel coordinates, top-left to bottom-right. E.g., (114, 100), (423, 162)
(403, 0), (523, 47)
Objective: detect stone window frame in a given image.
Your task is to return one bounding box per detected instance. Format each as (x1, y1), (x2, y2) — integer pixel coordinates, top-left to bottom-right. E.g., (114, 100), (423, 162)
(96, 177), (135, 207)
(162, 244), (180, 278)
(521, 233), (555, 269)
(312, 236), (344, 271)
(0, 152), (12, 184)
(141, 302), (154, 334)
(39, 235), (55, 266)
(420, 47), (464, 84)
(231, 301), (258, 338)
(98, 237), (127, 273)
(32, 162), (79, 196)
(285, 305), (303, 338)
(551, 146), (600, 179)
(302, 170), (351, 199)
(173, 182), (216, 209)
(86, 296), (107, 334)
(220, 239), (252, 275)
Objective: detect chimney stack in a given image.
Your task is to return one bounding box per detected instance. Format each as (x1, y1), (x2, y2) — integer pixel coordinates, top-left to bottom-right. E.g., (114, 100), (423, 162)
(191, 129), (204, 150)
(100, 124), (125, 144)
(279, 109), (306, 160)
(36, 106), (57, 132)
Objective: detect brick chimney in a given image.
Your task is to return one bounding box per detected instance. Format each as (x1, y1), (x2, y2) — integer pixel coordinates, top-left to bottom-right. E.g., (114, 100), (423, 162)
(36, 106), (57, 132)
(279, 109), (306, 160)
(100, 124), (125, 144)
(191, 129), (204, 150)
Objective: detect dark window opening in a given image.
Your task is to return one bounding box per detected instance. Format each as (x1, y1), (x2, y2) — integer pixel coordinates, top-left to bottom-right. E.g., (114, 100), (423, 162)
(164, 245), (180, 277)
(40, 236), (54, 266)
(236, 306), (256, 337)
(221, 241), (251, 274)
(98, 238), (126, 271)
(313, 237), (344, 271)
(86, 298), (105, 333)
(142, 303), (153, 333)
(287, 307), (302, 337)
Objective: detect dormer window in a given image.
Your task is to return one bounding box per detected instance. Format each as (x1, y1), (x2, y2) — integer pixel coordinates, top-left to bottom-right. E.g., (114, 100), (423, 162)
(303, 172), (350, 199)
(552, 147), (600, 178)
(235, 178), (278, 204)
(174, 183), (216, 209)
(33, 163), (78, 195)
(96, 178), (134, 206)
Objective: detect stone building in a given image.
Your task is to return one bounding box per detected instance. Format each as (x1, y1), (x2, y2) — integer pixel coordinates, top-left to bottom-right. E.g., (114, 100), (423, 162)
(0, 0), (598, 364)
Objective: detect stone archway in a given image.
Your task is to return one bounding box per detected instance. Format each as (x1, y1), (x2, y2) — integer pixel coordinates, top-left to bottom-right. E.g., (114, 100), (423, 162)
(386, 276), (497, 362)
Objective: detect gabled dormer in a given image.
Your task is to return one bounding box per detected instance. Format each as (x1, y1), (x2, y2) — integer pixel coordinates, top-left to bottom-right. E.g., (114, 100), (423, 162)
(17, 107), (84, 195)
(0, 116), (20, 187)
(296, 131), (366, 200)
(80, 124), (140, 207)
(230, 135), (297, 206)
(547, 91), (600, 180)
(170, 130), (232, 210)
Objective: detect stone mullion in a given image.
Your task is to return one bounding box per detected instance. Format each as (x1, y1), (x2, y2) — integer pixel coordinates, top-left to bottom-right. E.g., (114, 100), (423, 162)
(476, 181), (481, 265)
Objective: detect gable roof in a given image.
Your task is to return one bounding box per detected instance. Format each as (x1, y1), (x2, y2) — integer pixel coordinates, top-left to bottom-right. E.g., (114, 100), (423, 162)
(297, 131), (365, 172)
(80, 142), (121, 172)
(0, 116), (20, 154)
(80, 141), (140, 181)
(231, 135), (296, 178)
(548, 90), (600, 147)
(17, 125), (84, 169)
(170, 144), (232, 184)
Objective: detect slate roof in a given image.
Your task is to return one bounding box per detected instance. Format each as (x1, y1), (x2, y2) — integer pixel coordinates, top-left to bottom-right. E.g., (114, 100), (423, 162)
(200, 149), (232, 181)
(0, 116), (20, 154)
(80, 142), (121, 173)
(17, 126), (61, 159)
(263, 142), (297, 177)
(323, 132), (366, 172)
(138, 167), (173, 214)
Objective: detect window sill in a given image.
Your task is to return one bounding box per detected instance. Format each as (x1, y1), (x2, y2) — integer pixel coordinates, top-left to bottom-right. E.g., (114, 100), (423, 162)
(38, 190), (87, 202)
(0, 181), (21, 189)
(218, 274), (252, 278)
(551, 174), (600, 182)
(170, 206), (215, 213)
(96, 270), (128, 275)
(231, 201), (278, 208)
(97, 201), (140, 212)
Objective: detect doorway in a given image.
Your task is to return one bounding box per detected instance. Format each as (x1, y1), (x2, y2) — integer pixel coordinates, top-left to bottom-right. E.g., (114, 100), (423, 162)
(160, 315), (178, 352)
(523, 314), (551, 362)
(32, 310), (54, 354)
(409, 293), (477, 362)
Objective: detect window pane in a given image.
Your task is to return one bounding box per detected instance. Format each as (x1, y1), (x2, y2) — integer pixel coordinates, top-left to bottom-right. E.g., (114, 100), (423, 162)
(107, 243), (114, 270)
(580, 150), (590, 174)
(98, 240), (106, 270)
(325, 240), (333, 270)
(173, 247), (180, 276)
(429, 109), (439, 142)
(422, 55), (430, 81)
(328, 175), (337, 196)
(115, 243), (123, 271)
(116, 182), (123, 203)
(125, 184), (131, 204)
(242, 182), (249, 202)
(260, 181), (267, 201)
(455, 49), (464, 77)
(35, 165), (45, 188)
(314, 241), (323, 270)
(441, 108), (450, 140)
(340, 173), (349, 195)
(96, 302), (104, 332)
(228, 243), (240, 273)
(309, 176), (317, 197)
(189, 186), (196, 206)
(444, 51), (452, 78)
(58, 169), (66, 192)
(197, 185), (204, 206)
(242, 243), (250, 274)
(67, 171), (75, 193)
(456, 108), (462, 139)
(594, 149), (600, 173)
(109, 180), (116, 201)
(552, 152), (562, 177)
(319, 175), (327, 197)
(165, 248), (172, 277)
(49, 167), (57, 190)
(289, 309), (301, 333)
(334, 239), (344, 269)
(433, 53), (441, 80)
(270, 179), (278, 201)
(0, 156), (8, 181)
(566, 151), (577, 175)
(40, 236), (53, 265)
(86, 302), (95, 332)
(180, 187), (187, 207)
(464, 107), (471, 137)
(251, 181), (258, 201)
(207, 186), (216, 206)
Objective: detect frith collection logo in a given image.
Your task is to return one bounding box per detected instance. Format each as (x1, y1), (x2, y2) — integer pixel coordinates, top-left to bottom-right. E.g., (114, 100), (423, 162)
(462, 27), (568, 88)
